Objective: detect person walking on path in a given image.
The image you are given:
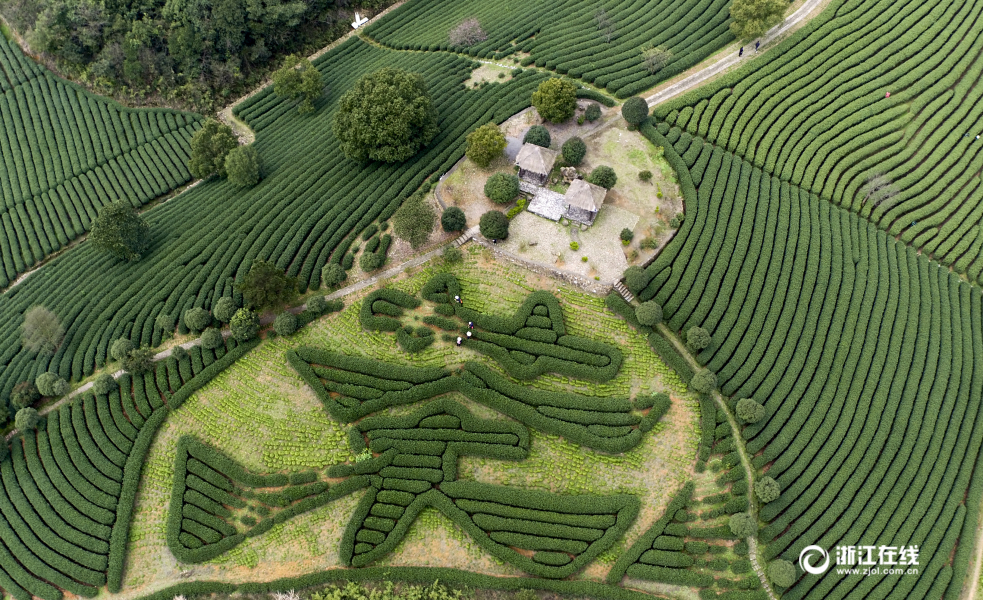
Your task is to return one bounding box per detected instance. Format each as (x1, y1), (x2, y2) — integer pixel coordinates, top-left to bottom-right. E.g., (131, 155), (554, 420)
(755, 41), (760, 52)
(739, 46), (744, 57)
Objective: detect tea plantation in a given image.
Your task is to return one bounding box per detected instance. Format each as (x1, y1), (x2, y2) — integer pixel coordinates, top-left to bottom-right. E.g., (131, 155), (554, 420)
(0, 35), (200, 288)
(2, 0), (983, 597)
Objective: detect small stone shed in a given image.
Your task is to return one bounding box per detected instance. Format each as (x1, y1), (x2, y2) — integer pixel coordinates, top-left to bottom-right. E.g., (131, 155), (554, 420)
(564, 179), (607, 225)
(515, 143), (558, 185)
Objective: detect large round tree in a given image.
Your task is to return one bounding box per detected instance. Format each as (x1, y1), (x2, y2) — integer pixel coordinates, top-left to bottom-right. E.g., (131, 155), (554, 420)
(333, 68), (439, 163)
(90, 201), (151, 261)
(531, 78), (578, 123)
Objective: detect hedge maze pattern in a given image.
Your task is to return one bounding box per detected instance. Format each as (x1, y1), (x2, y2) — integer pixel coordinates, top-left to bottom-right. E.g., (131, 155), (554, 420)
(210, 280), (685, 578)
(167, 436), (367, 563)
(653, 0), (983, 281)
(632, 125), (983, 600)
(0, 336), (254, 600)
(364, 0), (736, 98)
(0, 35), (200, 288)
(0, 38), (547, 407)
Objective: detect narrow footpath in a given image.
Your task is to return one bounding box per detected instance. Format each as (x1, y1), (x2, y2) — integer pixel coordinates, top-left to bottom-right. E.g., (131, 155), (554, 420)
(656, 323), (780, 600)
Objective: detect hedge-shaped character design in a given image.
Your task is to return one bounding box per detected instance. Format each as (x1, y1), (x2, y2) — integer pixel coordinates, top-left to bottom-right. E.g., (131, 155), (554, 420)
(288, 349), (664, 453)
(332, 399), (640, 578)
(166, 437), (368, 563)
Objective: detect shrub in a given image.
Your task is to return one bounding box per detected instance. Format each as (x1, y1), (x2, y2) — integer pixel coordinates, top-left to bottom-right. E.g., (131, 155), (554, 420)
(443, 246), (463, 264)
(754, 476), (780, 503)
(570, 241), (579, 251)
(156, 313), (176, 334)
(90, 201), (152, 262)
(236, 260), (299, 313)
(523, 125), (551, 148)
(322, 263), (348, 289)
(636, 301), (663, 326)
(274, 312), (298, 336)
(184, 307), (212, 333)
(577, 115), (585, 125)
(230, 309), (261, 341)
(624, 265), (646, 294)
(307, 296), (328, 315)
(359, 251), (384, 272)
(122, 347), (156, 375)
(736, 398), (765, 423)
(448, 17), (487, 46)
(561, 136), (587, 166)
(111, 338), (135, 361)
(333, 68), (438, 162)
(15, 408), (39, 431)
(690, 369), (717, 394)
(640, 237), (659, 250)
(35, 372), (69, 397)
(393, 192), (437, 249)
(484, 173), (520, 204)
(225, 145), (262, 188)
(620, 228), (634, 242)
(585, 103), (602, 122)
(687, 326), (711, 351)
(670, 215), (682, 228)
(189, 118), (237, 178)
(10, 381), (40, 410)
(769, 559), (797, 588)
(480, 211), (510, 240)
(92, 373), (118, 395)
(21, 305), (64, 356)
(272, 54), (322, 114)
(730, 0), (787, 39)
(172, 345), (188, 361)
(466, 122), (507, 168)
(587, 165), (617, 189)
(214, 297), (237, 323)
(621, 96), (649, 125)
(200, 328), (225, 350)
(729, 512), (756, 537)
(441, 207), (467, 232)
(532, 78), (578, 123)
(639, 170), (652, 181)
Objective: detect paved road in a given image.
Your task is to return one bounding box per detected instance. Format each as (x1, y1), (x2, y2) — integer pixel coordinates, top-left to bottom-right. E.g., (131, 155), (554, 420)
(644, 0), (826, 108)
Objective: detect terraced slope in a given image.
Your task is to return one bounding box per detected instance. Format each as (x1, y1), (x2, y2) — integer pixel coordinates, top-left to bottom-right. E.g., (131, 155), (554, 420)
(0, 36), (200, 288)
(652, 0), (983, 279)
(0, 337), (253, 600)
(0, 38), (547, 402)
(364, 0), (735, 98)
(630, 127), (983, 600)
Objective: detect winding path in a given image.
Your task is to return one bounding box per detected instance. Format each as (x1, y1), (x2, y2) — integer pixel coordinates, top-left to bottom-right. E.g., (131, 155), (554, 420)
(643, 0), (827, 108)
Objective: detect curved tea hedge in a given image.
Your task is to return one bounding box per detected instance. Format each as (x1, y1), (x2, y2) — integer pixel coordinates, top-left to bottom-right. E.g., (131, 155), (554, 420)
(333, 399), (639, 578)
(363, 0), (735, 98)
(0, 38), (547, 405)
(422, 274), (624, 381)
(0, 336), (256, 600)
(0, 35), (200, 288)
(632, 127), (983, 600)
(653, 0), (983, 280)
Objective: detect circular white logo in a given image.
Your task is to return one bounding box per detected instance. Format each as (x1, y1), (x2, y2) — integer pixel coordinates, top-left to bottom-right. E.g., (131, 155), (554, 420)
(799, 545), (830, 575)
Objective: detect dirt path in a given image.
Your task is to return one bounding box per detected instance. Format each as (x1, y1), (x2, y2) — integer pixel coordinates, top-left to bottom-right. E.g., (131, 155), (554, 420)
(962, 512), (983, 600)
(655, 323), (779, 600)
(643, 0), (826, 108)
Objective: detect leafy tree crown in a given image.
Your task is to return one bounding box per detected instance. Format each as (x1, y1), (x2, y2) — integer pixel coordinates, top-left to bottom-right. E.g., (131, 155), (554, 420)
(90, 201), (151, 262)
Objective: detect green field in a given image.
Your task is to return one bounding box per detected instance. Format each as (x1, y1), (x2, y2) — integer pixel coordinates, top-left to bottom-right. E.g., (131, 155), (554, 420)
(0, 35), (200, 288)
(653, 0), (983, 280)
(364, 0), (735, 98)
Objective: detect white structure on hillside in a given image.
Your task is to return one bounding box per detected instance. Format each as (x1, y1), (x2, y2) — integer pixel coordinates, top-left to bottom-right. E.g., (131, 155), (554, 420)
(352, 12), (369, 28)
